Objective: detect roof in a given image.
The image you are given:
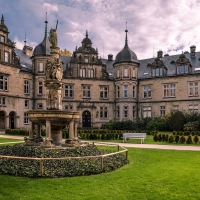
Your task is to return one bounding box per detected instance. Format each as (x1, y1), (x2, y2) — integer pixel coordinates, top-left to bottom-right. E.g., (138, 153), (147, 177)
(0, 15), (9, 33)
(114, 30), (138, 64)
(15, 48), (32, 72)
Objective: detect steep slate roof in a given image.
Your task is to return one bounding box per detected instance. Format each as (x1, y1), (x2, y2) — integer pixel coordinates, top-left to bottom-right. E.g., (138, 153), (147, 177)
(15, 48), (32, 72)
(32, 21), (51, 56)
(138, 52), (200, 79)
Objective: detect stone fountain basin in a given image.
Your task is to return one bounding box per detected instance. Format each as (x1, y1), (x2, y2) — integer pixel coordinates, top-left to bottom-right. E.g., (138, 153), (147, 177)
(28, 110), (80, 145)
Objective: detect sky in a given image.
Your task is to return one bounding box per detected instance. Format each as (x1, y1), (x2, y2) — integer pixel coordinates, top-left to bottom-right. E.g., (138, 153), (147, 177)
(1, 0), (200, 60)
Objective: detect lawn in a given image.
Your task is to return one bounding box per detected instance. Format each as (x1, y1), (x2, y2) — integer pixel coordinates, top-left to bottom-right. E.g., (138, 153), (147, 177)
(0, 147), (200, 200)
(0, 138), (23, 143)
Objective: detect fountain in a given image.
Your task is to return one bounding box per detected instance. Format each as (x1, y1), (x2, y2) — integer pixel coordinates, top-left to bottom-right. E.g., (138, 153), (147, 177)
(24, 27), (80, 147)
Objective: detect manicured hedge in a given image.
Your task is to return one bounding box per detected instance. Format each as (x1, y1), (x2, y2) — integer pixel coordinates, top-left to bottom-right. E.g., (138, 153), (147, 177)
(0, 144), (129, 178)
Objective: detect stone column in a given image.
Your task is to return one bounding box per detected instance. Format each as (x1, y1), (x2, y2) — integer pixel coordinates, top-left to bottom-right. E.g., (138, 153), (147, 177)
(29, 121), (34, 139)
(69, 120), (74, 140)
(46, 120), (51, 139)
(74, 122), (77, 138)
(36, 124), (41, 138)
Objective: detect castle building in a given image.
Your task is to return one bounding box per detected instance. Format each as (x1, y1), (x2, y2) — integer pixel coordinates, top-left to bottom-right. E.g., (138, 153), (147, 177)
(0, 14), (200, 130)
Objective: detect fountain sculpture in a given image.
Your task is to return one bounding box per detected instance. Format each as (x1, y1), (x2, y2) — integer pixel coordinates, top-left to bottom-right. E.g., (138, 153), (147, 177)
(24, 28), (80, 147)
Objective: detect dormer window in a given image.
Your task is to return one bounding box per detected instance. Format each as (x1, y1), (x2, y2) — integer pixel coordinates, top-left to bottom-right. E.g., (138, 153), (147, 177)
(80, 68), (86, 77)
(85, 58), (88, 63)
(116, 69), (120, 78)
(152, 68), (163, 76)
(177, 65), (189, 74)
(4, 51), (9, 62)
(0, 35), (4, 43)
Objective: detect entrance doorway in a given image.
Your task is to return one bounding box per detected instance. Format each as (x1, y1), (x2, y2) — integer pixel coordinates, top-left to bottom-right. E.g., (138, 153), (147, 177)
(82, 110), (91, 127)
(9, 112), (15, 129)
(0, 111), (5, 129)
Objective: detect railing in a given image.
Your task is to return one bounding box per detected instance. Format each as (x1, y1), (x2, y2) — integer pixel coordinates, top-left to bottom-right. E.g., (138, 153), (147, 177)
(0, 143), (128, 177)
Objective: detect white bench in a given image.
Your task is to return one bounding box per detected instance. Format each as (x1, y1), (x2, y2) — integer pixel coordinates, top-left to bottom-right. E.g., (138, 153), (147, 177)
(122, 133), (146, 144)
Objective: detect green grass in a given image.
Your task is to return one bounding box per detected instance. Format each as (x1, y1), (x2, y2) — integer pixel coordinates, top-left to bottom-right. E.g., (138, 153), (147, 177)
(0, 138), (22, 143)
(1, 147), (200, 200)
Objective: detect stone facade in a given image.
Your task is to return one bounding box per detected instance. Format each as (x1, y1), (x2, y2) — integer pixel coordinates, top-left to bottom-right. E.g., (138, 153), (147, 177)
(0, 15), (200, 130)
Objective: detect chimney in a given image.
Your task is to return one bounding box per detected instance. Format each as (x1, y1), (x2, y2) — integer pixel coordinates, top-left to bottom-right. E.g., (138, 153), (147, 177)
(108, 54), (113, 61)
(190, 45), (196, 56)
(157, 50), (163, 60)
(23, 45), (33, 56)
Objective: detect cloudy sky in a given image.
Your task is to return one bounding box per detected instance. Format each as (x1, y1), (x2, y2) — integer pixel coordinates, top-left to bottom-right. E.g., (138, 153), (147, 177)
(0, 0), (200, 60)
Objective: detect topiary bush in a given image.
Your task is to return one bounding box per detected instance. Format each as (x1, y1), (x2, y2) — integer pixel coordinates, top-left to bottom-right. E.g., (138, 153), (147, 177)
(168, 134), (174, 143)
(169, 111), (186, 131)
(153, 133), (159, 142)
(180, 135), (186, 144)
(175, 135), (179, 143)
(193, 135), (199, 144)
(186, 135), (193, 144)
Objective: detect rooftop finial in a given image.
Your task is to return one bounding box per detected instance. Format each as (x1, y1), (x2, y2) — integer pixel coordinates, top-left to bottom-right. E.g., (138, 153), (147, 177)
(45, 12), (48, 37)
(125, 22), (128, 46)
(24, 33), (26, 46)
(1, 14), (4, 24)
(86, 30), (88, 38)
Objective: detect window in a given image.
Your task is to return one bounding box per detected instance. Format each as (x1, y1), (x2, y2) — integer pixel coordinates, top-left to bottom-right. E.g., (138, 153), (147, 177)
(188, 82), (198, 96)
(64, 105), (73, 110)
(143, 86), (151, 98)
(88, 69), (94, 78)
(189, 105), (198, 113)
(0, 97), (6, 106)
(24, 113), (29, 124)
(133, 106), (136, 118)
(124, 106), (128, 118)
(132, 69), (136, 77)
(116, 106), (120, 119)
(100, 86), (108, 99)
(65, 85), (74, 98)
(25, 100), (29, 108)
(38, 82), (43, 95)
(80, 68), (86, 77)
(133, 86), (136, 98)
(160, 106), (165, 116)
(117, 86), (120, 98)
(0, 75), (8, 91)
(4, 51), (9, 62)
(143, 107), (151, 118)
(177, 65), (189, 74)
(85, 58), (88, 63)
(152, 68), (163, 76)
(124, 85), (128, 98)
(163, 84), (176, 97)
(82, 85), (91, 98)
(24, 80), (29, 94)
(38, 63), (44, 72)
(0, 35), (5, 43)
(116, 69), (120, 78)
(100, 107), (108, 119)
(37, 103), (43, 109)
(124, 68), (128, 77)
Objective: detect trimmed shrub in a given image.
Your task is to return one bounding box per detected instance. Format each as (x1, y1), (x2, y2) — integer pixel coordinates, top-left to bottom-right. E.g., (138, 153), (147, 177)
(153, 133), (159, 142)
(168, 134), (174, 143)
(193, 135), (199, 144)
(169, 111), (185, 131)
(162, 134), (166, 142)
(186, 135), (193, 144)
(180, 135), (186, 144)
(175, 135), (179, 143)
(165, 134), (169, 142)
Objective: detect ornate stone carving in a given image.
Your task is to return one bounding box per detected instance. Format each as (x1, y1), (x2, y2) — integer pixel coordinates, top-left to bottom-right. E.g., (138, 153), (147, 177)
(45, 58), (63, 81)
(49, 28), (57, 47)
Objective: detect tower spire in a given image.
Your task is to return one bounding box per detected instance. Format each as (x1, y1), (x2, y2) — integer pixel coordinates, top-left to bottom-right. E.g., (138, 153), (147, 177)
(125, 22), (128, 46)
(1, 14), (4, 24)
(45, 12), (48, 37)
(86, 30), (88, 38)
(24, 33), (27, 46)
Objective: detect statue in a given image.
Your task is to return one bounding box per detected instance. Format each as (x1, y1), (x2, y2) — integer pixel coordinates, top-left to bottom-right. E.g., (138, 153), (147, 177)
(46, 59), (52, 79)
(49, 28), (57, 47)
(55, 58), (62, 81)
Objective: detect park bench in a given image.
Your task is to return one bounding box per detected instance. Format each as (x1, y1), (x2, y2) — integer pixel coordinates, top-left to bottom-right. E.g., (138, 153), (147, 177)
(122, 133), (146, 144)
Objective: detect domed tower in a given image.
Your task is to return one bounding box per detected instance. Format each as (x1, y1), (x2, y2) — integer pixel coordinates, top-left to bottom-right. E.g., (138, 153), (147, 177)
(113, 25), (140, 121)
(31, 19), (52, 110)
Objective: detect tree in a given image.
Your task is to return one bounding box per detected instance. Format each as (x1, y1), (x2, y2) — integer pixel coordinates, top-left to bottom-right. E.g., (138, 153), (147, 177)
(169, 111), (185, 131)
(59, 48), (72, 56)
